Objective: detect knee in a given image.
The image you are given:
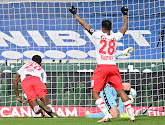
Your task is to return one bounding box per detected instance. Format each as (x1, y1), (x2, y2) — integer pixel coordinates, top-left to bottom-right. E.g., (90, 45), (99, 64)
(33, 105), (41, 114)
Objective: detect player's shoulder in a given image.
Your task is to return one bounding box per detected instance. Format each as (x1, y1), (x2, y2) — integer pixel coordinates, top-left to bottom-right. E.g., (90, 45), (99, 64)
(111, 31), (123, 37)
(92, 30), (105, 38)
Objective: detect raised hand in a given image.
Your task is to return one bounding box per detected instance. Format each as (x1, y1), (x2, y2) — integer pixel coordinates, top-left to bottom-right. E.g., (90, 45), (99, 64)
(69, 6), (76, 15)
(121, 6), (128, 15)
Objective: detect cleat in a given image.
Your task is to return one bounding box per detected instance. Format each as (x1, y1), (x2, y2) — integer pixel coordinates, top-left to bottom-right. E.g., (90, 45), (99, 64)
(97, 116), (111, 122)
(85, 111), (90, 117)
(129, 119), (135, 122)
(38, 101), (59, 118)
(119, 112), (130, 118)
(122, 47), (133, 56)
(50, 112), (59, 118)
(127, 108), (135, 121)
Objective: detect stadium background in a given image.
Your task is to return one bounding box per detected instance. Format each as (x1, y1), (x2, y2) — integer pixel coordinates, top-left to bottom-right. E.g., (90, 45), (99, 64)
(0, 0), (165, 117)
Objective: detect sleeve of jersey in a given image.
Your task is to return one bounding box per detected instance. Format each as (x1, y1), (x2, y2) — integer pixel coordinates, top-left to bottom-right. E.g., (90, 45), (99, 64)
(114, 31), (124, 41)
(17, 66), (23, 75)
(42, 70), (47, 83)
(92, 30), (102, 40)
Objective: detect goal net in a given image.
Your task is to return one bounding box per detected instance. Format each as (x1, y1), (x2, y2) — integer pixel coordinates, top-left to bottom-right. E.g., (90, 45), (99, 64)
(0, 0), (165, 117)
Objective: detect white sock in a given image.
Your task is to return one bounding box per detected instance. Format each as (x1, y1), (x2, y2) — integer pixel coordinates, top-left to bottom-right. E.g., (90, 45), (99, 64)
(123, 100), (131, 109)
(33, 105), (41, 114)
(95, 98), (112, 118)
(123, 100), (135, 119)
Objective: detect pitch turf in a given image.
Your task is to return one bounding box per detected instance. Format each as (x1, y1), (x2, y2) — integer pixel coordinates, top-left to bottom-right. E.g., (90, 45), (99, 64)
(0, 116), (165, 125)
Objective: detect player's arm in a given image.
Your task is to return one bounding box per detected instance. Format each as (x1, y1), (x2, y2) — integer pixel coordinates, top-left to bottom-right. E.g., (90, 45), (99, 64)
(119, 7), (128, 35)
(14, 73), (25, 103)
(69, 6), (95, 35)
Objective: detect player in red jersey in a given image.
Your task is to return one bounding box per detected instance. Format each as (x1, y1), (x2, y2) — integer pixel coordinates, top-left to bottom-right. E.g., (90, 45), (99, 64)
(69, 6), (135, 122)
(14, 55), (58, 118)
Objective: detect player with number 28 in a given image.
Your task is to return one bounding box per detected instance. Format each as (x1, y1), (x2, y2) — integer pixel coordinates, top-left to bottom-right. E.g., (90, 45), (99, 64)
(69, 6), (135, 122)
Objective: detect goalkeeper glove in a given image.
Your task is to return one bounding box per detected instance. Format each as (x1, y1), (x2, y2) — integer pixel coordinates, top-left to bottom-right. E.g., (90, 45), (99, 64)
(121, 6), (128, 15)
(69, 6), (76, 15)
(128, 95), (134, 104)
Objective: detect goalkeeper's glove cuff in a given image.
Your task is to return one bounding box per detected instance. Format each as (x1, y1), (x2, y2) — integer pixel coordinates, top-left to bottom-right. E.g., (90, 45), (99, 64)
(69, 6), (77, 15)
(121, 6), (128, 15)
(128, 95), (134, 104)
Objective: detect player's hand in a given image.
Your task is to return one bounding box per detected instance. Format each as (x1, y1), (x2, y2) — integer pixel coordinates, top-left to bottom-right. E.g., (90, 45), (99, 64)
(16, 97), (26, 104)
(121, 6), (128, 15)
(69, 6), (76, 15)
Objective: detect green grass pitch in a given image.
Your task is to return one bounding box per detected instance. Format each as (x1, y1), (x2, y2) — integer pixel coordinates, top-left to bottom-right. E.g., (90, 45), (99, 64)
(0, 116), (165, 125)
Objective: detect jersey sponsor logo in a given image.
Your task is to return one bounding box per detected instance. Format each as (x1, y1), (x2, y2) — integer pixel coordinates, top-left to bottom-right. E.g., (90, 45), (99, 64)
(0, 30), (151, 60)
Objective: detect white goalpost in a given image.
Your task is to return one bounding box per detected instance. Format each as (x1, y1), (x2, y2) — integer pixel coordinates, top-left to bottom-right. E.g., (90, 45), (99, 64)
(0, 0), (165, 117)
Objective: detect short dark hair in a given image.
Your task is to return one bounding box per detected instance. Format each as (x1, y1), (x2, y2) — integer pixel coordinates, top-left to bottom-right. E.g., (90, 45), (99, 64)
(32, 55), (42, 64)
(102, 20), (112, 30)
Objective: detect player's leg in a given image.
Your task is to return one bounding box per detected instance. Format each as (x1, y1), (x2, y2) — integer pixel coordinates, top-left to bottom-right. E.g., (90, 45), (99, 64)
(101, 85), (119, 118)
(28, 99), (45, 117)
(86, 106), (119, 119)
(118, 97), (129, 118)
(118, 82), (131, 118)
(118, 97), (124, 114)
(108, 85), (129, 118)
(109, 66), (135, 122)
(39, 95), (59, 118)
(116, 89), (135, 122)
(21, 77), (45, 117)
(86, 112), (105, 118)
(86, 85), (119, 118)
(38, 92), (59, 118)
(91, 66), (112, 122)
(33, 77), (58, 118)
(92, 90), (112, 122)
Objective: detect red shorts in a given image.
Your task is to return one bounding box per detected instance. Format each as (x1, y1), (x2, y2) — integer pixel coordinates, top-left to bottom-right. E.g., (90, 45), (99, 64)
(91, 64), (124, 92)
(21, 76), (48, 102)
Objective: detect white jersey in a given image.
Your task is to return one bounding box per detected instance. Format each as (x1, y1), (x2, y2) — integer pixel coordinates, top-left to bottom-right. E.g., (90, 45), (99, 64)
(17, 61), (47, 83)
(92, 30), (123, 65)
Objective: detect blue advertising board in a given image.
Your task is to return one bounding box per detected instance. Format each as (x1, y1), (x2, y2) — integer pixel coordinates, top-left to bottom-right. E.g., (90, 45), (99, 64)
(0, 0), (164, 60)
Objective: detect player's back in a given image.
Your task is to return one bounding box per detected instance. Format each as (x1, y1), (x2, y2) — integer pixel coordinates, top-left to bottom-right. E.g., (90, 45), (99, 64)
(92, 31), (123, 65)
(18, 61), (46, 82)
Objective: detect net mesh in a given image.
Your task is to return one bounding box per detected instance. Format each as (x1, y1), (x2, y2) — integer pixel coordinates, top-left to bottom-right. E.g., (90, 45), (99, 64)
(0, 0), (165, 117)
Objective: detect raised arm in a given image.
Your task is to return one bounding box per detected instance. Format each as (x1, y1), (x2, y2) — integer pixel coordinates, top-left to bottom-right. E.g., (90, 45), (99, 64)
(14, 73), (25, 103)
(69, 6), (95, 35)
(119, 7), (128, 35)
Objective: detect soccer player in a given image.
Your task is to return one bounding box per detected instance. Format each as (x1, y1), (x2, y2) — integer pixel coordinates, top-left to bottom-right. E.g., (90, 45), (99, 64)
(69, 6), (135, 122)
(14, 55), (58, 118)
(85, 83), (134, 118)
(85, 48), (134, 119)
